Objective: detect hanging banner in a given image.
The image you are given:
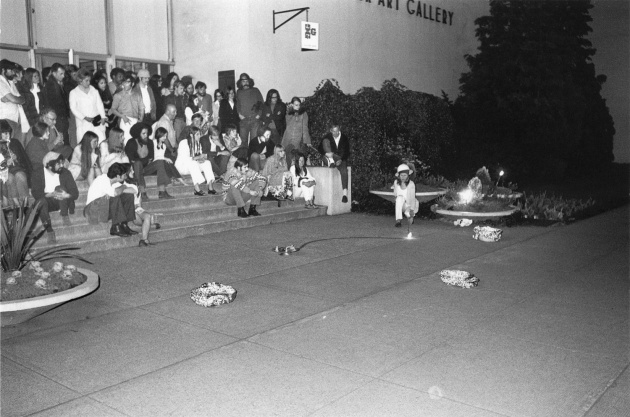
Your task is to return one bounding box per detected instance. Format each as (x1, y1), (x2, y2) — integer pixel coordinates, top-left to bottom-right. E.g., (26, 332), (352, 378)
(301, 22), (319, 50)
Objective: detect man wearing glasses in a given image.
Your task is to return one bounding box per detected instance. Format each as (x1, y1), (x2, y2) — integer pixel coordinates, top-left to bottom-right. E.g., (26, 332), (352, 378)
(23, 107), (73, 160)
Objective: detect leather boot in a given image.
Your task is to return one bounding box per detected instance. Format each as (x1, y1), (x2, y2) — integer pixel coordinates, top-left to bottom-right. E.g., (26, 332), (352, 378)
(237, 207), (249, 218)
(121, 222), (139, 235)
(248, 205), (261, 216)
(110, 224), (131, 237)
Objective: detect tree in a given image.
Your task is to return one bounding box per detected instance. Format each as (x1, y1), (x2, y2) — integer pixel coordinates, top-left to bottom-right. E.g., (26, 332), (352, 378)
(454, 0), (614, 180)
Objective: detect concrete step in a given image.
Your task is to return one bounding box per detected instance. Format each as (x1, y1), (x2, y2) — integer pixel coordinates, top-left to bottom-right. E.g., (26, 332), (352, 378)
(47, 191), (226, 225)
(69, 183), (204, 209)
(33, 204), (328, 254)
(45, 199), (303, 239)
(73, 174), (172, 193)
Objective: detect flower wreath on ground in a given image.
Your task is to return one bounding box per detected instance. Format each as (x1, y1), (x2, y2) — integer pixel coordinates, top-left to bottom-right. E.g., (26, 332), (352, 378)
(439, 269), (479, 289)
(190, 282), (237, 307)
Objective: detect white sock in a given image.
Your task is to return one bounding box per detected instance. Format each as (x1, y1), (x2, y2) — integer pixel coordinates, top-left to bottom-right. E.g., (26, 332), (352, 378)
(343, 189), (347, 196)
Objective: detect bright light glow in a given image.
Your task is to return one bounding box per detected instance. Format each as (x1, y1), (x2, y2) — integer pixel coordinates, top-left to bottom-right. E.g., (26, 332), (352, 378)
(406, 232), (413, 239)
(499, 170), (504, 176)
(459, 188), (474, 204)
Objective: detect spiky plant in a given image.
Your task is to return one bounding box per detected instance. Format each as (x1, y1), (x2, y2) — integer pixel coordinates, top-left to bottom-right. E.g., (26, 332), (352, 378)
(1, 200), (91, 272)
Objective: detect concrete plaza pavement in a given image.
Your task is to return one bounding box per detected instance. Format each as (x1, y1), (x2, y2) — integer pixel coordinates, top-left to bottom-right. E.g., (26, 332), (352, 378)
(1, 206), (628, 417)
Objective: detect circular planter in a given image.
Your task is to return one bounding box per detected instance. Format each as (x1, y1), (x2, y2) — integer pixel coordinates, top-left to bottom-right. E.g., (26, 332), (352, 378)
(0, 268), (99, 327)
(370, 187), (447, 204)
(434, 206), (519, 220)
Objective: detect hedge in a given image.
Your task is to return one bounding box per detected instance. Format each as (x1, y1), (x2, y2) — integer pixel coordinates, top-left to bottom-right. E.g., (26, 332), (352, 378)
(302, 79), (455, 212)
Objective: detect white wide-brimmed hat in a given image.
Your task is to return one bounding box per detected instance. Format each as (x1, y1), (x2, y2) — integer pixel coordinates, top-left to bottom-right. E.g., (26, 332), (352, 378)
(395, 163), (413, 177)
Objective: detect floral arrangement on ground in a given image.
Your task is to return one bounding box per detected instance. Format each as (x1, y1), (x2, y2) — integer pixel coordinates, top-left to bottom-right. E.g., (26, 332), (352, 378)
(1, 260), (87, 302)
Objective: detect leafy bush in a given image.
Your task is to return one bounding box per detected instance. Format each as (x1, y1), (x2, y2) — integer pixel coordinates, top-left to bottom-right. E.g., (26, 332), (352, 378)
(303, 79), (455, 212)
(517, 192), (596, 221)
(1, 201), (90, 272)
(452, 0), (614, 180)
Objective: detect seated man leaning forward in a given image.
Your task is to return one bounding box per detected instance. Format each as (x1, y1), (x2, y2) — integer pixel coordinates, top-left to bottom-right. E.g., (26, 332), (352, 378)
(83, 162), (138, 237)
(318, 122), (351, 203)
(34, 152), (80, 243)
(223, 157), (267, 218)
(248, 125), (274, 173)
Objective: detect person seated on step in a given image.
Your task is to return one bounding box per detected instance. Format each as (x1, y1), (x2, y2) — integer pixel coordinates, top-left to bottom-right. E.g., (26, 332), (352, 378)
(116, 163), (160, 247)
(67, 131), (102, 185)
(318, 122), (351, 203)
(248, 125), (274, 173)
(0, 119), (31, 207)
(84, 162), (137, 237)
(223, 157), (267, 217)
(290, 151), (318, 209)
(32, 152), (79, 243)
(202, 125), (230, 179)
(221, 123), (248, 179)
(175, 125), (216, 196)
(178, 112), (204, 144)
(22, 108), (73, 160)
(124, 122), (174, 201)
(393, 163), (419, 228)
(261, 143), (293, 200)
(153, 126), (186, 186)
(99, 127), (129, 175)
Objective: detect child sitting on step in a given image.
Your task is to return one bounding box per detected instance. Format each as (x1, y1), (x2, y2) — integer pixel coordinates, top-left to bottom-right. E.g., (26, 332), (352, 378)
(393, 163), (419, 228)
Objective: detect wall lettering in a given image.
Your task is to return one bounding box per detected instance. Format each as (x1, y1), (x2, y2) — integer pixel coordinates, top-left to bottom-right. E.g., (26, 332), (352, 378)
(358, 0), (454, 26)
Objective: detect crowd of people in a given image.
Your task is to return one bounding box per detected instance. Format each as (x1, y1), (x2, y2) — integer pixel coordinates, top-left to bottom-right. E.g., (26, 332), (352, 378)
(1, 59), (352, 246)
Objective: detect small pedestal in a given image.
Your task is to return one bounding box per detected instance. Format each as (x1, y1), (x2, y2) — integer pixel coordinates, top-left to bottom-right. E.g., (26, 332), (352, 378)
(309, 166), (352, 215)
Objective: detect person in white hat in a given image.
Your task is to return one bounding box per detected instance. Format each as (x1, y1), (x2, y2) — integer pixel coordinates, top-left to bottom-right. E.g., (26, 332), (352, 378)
(393, 163), (419, 227)
(133, 69), (156, 125)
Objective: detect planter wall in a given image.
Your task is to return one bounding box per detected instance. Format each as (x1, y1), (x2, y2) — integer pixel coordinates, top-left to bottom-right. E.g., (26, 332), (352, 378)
(0, 268), (99, 327)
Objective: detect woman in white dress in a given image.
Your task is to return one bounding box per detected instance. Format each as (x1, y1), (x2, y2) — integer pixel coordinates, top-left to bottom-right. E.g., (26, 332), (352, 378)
(68, 68), (106, 145)
(290, 151), (318, 209)
(175, 126), (216, 196)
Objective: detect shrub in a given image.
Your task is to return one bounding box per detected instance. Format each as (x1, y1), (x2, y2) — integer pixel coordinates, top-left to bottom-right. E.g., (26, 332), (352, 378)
(303, 79), (455, 212)
(517, 192), (596, 221)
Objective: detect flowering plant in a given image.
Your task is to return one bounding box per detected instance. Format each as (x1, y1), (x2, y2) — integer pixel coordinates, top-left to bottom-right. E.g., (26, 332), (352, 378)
(1, 260), (87, 302)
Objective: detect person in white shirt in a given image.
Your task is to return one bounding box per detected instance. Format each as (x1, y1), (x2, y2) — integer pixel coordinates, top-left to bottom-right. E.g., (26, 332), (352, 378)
(84, 162), (137, 237)
(68, 68), (106, 145)
(133, 69), (156, 125)
(175, 126), (216, 196)
(0, 59), (26, 142)
(290, 151), (318, 209)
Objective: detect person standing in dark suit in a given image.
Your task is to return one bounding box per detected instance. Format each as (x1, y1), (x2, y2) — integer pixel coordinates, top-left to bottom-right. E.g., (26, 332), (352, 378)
(319, 122), (351, 203)
(43, 63), (71, 147)
(260, 89), (286, 146)
(219, 86), (239, 134)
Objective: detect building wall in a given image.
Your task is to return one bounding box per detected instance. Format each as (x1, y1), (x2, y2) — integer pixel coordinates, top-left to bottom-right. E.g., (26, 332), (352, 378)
(172, 0), (488, 99)
(590, 0), (629, 163)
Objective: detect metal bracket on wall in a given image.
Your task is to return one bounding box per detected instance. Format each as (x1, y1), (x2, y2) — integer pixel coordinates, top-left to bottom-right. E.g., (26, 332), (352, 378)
(273, 7), (309, 33)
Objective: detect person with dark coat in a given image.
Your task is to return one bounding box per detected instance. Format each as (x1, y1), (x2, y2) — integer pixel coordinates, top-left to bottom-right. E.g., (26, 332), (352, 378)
(218, 86), (239, 134)
(319, 122), (351, 203)
(1, 119), (32, 205)
(124, 122), (173, 201)
(33, 151), (79, 243)
(43, 63), (71, 146)
(201, 125), (230, 177)
(247, 125), (274, 173)
(260, 89), (286, 145)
